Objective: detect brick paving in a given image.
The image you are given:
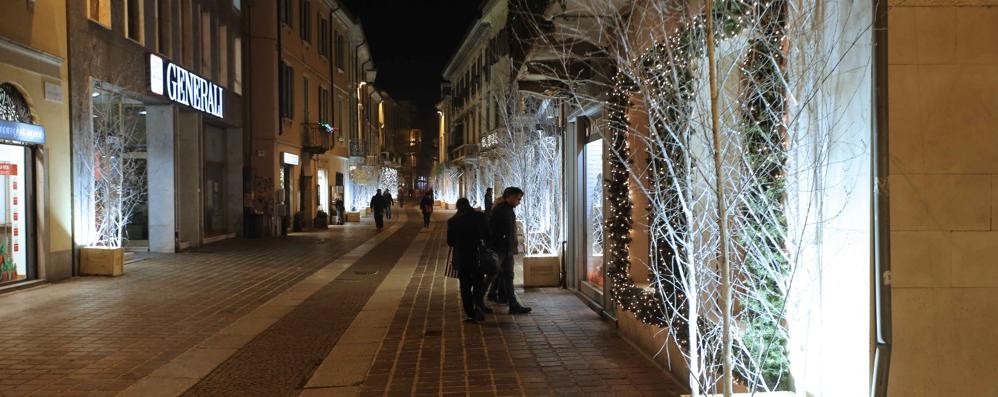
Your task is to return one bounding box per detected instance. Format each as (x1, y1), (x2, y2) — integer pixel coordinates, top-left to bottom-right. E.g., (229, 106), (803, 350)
(0, 208), (687, 396)
(358, 215), (688, 397)
(0, 224), (378, 397)
(183, 220), (421, 396)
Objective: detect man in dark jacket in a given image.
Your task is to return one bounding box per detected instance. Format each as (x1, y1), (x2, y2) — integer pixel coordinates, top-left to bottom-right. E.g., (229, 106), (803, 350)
(383, 191), (394, 219)
(370, 189), (388, 230)
(488, 186), (531, 314)
(419, 191), (434, 228)
(447, 198), (490, 323)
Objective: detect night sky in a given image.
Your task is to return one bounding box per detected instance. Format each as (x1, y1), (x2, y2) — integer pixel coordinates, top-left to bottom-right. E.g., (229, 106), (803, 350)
(341, 0), (485, 175)
(341, 0), (484, 116)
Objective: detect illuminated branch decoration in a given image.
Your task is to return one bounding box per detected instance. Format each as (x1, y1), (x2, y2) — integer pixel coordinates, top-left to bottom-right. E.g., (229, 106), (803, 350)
(350, 165), (378, 212)
(78, 84), (148, 248)
(486, 86), (563, 256)
(378, 167), (399, 195)
(517, 0), (871, 393)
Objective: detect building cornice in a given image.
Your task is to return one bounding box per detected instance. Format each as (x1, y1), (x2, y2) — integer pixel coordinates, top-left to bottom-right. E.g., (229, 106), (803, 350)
(442, 21), (492, 80)
(0, 35), (63, 79)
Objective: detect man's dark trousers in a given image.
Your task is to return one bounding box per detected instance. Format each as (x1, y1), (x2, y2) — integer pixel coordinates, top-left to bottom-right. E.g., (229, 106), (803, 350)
(459, 267), (485, 318)
(497, 251), (519, 307)
(374, 211), (385, 229)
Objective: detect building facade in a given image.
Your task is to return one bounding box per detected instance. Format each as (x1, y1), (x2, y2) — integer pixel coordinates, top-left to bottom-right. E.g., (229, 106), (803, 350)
(247, 0), (380, 233)
(68, 0), (244, 256)
(0, 0), (73, 285)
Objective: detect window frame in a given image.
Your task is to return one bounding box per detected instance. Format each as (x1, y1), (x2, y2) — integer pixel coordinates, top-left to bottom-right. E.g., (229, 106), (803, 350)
(87, 0), (111, 28)
(300, 0), (312, 44)
(125, 0), (145, 43)
(280, 62), (295, 119)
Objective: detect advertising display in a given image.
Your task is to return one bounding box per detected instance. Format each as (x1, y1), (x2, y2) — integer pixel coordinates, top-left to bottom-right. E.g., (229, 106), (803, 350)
(0, 145), (26, 283)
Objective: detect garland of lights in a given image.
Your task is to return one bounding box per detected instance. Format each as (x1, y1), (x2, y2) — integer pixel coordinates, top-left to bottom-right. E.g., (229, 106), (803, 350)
(604, 0), (792, 390)
(605, 72), (667, 326)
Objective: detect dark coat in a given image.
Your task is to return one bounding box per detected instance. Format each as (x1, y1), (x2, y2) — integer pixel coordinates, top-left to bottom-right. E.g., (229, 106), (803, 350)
(420, 195), (434, 213)
(488, 202), (517, 255)
(370, 194), (388, 213)
(447, 210), (489, 273)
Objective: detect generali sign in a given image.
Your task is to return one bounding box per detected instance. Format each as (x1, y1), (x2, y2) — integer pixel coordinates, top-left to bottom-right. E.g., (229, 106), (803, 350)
(149, 54), (224, 118)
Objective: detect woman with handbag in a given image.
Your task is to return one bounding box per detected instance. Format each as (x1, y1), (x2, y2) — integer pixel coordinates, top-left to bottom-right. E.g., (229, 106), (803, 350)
(446, 198), (491, 323)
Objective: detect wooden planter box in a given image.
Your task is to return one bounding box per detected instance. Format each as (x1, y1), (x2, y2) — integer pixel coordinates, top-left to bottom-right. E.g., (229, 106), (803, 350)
(523, 254), (560, 287)
(345, 212), (361, 222)
(80, 246), (124, 277)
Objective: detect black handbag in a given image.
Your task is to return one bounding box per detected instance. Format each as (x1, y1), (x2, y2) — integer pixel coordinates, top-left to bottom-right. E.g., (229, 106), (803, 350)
(477, 244), (501, 275)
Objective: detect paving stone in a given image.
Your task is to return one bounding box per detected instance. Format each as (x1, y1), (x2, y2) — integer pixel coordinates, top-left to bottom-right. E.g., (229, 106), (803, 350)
(355, 216), (687, 397)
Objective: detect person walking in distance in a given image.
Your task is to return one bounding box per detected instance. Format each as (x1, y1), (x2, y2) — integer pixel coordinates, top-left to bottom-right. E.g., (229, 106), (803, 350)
(398, 187), (405, 207)
(370, 189), (388, 230)
(447, 198), (491, 323)
(488, 187), (531, 314)
(483, 187), (494, 217)
(383, 190), (394, 220)
(420, 190), (434, 228)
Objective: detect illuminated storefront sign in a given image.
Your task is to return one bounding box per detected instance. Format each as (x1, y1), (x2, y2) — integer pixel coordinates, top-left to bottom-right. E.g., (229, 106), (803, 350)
(282, 152), (299, 165)
(149, 54), (224, 118)
(0, 120), (45, 145)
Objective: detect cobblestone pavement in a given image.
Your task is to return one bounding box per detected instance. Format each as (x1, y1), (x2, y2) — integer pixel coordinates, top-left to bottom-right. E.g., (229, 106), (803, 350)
(0, 207), (686, 396)
(0, 220), (381, 396)
(356, 215), (687, 397)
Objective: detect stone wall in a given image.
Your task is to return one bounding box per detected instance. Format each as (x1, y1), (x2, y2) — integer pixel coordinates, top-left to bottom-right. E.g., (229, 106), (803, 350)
(888, 2), (998, 395)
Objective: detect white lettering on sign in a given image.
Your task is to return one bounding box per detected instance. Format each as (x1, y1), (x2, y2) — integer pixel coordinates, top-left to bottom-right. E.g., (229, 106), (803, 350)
(150, 54), (224, 118)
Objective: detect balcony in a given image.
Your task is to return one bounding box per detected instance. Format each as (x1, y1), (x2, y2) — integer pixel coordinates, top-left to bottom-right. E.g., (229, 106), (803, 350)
(349, 140), (364, 158)
(302, 123), (335, 154)
(451, 143), (479, 165)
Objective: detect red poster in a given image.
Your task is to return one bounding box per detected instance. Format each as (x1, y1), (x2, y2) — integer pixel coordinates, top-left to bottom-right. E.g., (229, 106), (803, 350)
(12, 196), (17, 205)
(12, 212), (17, 221)
(13, 243), (18, 252)
(0, 163), (16, 176)
(13, 227), (18, 237)
(12, 181), (17, 190)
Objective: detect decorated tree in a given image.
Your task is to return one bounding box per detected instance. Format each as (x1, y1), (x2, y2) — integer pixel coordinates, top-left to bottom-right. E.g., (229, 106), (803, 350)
(516, 0), (872, 394)
(76, 83), (148, 248)
(485, 84), (563, 256)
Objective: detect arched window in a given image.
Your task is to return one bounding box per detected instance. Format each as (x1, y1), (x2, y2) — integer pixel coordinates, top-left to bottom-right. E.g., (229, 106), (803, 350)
(0, 83), (34, 124)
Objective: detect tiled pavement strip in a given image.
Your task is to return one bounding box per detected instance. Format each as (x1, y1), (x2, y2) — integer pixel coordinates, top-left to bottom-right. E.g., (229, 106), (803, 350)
(305, 212), (687, 397)
(0, 207), (686, 396)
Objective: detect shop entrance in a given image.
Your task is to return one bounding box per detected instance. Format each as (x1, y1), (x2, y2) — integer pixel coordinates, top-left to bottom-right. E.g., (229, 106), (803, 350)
(203, 125), (227, 236)
(0, 83), (38, 285)
(0, 144), (33, 284)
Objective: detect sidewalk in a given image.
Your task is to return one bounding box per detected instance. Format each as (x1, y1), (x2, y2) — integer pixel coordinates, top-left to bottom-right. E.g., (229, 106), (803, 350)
(0, 208), (685, 396)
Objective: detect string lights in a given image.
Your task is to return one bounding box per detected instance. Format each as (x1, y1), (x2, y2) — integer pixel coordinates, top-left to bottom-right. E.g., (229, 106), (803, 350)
(602, 0), (792, 390)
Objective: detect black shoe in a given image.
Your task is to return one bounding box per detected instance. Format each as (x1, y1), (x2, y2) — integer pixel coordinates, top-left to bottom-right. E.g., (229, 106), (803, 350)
(478, 305), (493, 314)
(464, 316), (479, 323)
(509, 305), (532, 315)
(474, 310), (486, 322)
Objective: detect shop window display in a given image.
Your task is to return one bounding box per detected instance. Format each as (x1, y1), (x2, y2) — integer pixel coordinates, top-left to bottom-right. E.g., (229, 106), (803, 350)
(0, 145), (26, 283)
(584, 139), (604, 287)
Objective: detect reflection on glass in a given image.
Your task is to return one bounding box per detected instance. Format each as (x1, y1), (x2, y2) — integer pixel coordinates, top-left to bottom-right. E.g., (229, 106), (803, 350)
(584, 139), (604, 287)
